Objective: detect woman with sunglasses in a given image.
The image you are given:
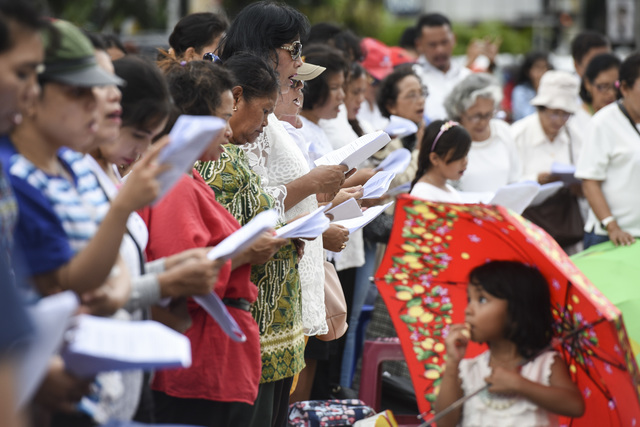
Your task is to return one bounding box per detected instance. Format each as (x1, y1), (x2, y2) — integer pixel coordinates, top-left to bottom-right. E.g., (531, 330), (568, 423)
(444, 72), (521, 192)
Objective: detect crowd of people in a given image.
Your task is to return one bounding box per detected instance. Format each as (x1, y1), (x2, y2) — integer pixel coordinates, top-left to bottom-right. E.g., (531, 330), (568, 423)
(0, 0), (638, 426)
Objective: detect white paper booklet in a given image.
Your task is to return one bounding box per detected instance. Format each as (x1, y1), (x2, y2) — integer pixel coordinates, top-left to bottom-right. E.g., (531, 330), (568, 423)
(332, 201), (395, 234)
(362, 171), (397, 199)
(489, 181), (540, 214)
(529, 181), (564, 207)
(385, 182), (411, 197)
(193, 292), (247, 342)
(61, 315), (192, 377)
(374, 148), (412, 173)
(155, 115), (225, 203)
(18, 291), (79, 408)
(327, 198), (363, 222)
(314, 130), (391, 170)
(206, 209), (278, 261)
(551, 161), (581, 185)
(275, 204), (332, 239)
(384, 116), (418, 139)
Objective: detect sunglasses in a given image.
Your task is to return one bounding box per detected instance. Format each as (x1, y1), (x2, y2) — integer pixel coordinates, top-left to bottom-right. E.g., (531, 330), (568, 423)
(202, 52), (222, 63)
(279, 41), (303, 60)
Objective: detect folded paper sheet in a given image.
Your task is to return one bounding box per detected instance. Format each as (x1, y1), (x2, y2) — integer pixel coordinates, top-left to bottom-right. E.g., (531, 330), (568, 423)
(327, 198), (363, 222)
(362, 171), (396, 199)
(314, 130), (391, 170)
(374, 148), (412, 174)
(332, 201), (395, 234)
(156, 115), (225, 203)
(62, 315), (192, 377)
(275, 204), (332, 239)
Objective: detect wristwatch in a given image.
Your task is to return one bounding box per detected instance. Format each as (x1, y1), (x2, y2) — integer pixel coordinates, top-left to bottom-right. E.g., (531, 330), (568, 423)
(600, 215), (615, 229)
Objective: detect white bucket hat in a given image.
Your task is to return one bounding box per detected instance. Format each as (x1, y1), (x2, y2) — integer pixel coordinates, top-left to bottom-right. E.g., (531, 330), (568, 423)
(530, 70), (580, 113)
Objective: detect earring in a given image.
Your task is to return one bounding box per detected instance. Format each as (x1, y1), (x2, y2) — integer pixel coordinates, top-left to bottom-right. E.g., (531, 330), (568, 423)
(233, 105), (238, 112)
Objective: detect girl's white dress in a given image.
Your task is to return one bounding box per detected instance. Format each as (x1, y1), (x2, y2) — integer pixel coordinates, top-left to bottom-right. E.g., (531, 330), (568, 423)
(458, 350), (560, 427)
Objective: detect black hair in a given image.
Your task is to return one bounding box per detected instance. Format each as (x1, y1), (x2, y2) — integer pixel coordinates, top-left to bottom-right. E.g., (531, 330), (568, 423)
(218, 1), (309, 66)
(223, 52), (279, 102)
(307, 22), (363, 62)
(0, 0), (45, 53)
(301, 44), (348, 111)
(580, 53), (621, 103)
(468, 260), (554, 359)
(399, 26), (417, 50)
(619, 52), (640, 96)
(570, 31), (609, 65)
(163, 59), (235, 117)
(411, 119), (471, 189)
(102, 33), (127, 56)
(82, 30), (107, 51)
(515, 51), (550, 86)
(113, 55), (173, 131)
(416, 13), (452, 32)
(376, 64), (418, 118)
(168, 12), (229, 57)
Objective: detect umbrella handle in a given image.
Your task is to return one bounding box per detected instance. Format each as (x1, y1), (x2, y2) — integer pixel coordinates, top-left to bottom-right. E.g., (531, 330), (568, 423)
(418, 384), (489, 426)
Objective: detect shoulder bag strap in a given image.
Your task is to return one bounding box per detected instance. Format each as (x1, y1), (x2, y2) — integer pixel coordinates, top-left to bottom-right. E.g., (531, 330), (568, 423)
(617, 100), (640, 138)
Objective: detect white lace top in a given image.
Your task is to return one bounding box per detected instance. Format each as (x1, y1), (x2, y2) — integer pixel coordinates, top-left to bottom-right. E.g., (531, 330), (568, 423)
(240, 115), (328, 336)
(458, 350), (560, 427)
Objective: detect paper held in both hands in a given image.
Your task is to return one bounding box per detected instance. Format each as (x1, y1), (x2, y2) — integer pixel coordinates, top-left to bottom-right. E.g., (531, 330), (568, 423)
(457, 181), (564, 215)
(314, 130), (391, 170)
(154, 115), (226, 203)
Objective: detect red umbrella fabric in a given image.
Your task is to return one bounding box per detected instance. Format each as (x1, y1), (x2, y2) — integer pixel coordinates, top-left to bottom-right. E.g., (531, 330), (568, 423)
(374, 195), (640, 425)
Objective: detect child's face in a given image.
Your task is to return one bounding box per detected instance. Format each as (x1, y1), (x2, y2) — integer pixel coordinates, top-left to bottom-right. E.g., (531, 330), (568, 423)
(465, 283), (509, 343)
(436, 150), (468, 181)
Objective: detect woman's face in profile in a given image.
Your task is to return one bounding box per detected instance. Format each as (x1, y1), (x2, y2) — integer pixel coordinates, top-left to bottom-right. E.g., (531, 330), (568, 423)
(229, 91), (278, 144)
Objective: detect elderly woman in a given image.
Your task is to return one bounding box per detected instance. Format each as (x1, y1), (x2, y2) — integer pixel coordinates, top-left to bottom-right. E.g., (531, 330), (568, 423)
(444, 73), (521, 192)
(576, 53), (640, 248)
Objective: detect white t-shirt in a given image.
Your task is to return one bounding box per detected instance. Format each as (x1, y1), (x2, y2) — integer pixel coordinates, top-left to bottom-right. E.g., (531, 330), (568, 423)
(357, 100), (388, 132)
(410, 181), (462, 203)
(414, 56), (471, 122)
(575, 102), (640, 236)
(319, 104), (358, 150)
(299, 115), (333, 164)
(510, 112), (582, 182)
(458, 351), (559, 427)
(457, 119), (521, 192)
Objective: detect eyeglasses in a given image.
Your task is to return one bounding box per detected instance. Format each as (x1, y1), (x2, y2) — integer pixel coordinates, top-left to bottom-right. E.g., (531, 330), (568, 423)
(401, 86), (429, 102)
(203, 52), (222, 63)
(279, 41), (303, 60)
(594, 82), (616, 93)
(464, 110), (495, 124)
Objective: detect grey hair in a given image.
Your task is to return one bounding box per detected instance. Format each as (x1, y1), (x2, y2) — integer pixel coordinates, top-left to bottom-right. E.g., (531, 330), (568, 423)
(444, 73), (503, 121)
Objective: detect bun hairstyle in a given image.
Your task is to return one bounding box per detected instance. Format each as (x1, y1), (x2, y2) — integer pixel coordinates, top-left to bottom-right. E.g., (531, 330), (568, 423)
(411, 119), (471, 189)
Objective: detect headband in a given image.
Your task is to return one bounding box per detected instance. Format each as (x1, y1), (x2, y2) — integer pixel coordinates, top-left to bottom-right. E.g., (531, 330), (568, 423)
(431, 120), (459, 152)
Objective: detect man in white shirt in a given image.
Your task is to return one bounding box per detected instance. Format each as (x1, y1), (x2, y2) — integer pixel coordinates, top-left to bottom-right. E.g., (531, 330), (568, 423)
(413, 13), (471, 122)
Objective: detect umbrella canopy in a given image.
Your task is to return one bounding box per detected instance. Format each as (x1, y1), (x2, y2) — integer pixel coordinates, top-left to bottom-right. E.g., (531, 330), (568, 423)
(374, 195), (640, 425)
(572, 241), (640, 364)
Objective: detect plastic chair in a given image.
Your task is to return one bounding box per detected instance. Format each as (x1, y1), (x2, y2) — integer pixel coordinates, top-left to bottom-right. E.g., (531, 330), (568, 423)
(358, 338), (421, 427)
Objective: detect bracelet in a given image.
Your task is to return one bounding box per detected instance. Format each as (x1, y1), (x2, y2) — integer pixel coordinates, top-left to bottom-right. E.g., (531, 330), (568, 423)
(601, 215), (615, 229)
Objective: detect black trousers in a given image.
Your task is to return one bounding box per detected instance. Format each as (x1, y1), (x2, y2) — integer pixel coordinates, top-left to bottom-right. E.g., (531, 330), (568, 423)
(153, 391), (255, 427)
(248, 376), (294, 427)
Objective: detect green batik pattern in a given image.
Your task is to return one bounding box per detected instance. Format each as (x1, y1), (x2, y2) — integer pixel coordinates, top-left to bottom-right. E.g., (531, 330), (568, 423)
(196, 145), (305, 382)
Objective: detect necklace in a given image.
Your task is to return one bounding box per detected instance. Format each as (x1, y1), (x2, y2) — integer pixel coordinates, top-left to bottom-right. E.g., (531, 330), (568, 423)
(479, 387), (517, 410)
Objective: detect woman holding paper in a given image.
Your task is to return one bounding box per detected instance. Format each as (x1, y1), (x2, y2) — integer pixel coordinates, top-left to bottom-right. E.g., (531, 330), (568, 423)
(576, 53), (640, 248)
(193, 53), (307, 427)
(444, 72), (521, 192)
(141, 57), (286, 427)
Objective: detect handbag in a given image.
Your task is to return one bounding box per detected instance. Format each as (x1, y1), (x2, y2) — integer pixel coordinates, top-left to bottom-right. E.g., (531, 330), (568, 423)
(316, 261), (348, 342)
(287, 399), (376, 426)
(522, 186), (584, 247)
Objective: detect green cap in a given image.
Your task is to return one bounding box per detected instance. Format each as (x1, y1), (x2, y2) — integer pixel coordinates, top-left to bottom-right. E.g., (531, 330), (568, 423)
(41, 20), (124, 87)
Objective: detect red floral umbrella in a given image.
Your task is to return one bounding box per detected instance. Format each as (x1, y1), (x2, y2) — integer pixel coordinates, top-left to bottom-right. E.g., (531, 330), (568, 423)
(374, 195), (640, 425)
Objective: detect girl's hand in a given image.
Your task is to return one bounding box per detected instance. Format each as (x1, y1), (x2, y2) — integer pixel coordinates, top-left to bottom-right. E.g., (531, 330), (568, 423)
(444, 324), (469, 363)
(113, 137), (171, 212)
(322, 224), (349, 252)
(80, 260), (131, 316)
(485, 366), (523, 395)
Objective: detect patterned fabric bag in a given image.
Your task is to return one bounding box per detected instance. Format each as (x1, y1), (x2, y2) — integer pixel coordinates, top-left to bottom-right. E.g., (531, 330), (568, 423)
(288, 399), (376, 426)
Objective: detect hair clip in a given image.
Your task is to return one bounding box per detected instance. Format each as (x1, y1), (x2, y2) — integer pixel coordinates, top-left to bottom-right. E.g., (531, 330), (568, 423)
(615, 80), (620, 89)
(180, 60), (187, 66)
(431, 120), (459, 152)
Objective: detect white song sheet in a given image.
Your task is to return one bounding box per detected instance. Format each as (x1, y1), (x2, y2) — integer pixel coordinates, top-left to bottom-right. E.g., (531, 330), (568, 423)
(314, 130), (391, 170)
